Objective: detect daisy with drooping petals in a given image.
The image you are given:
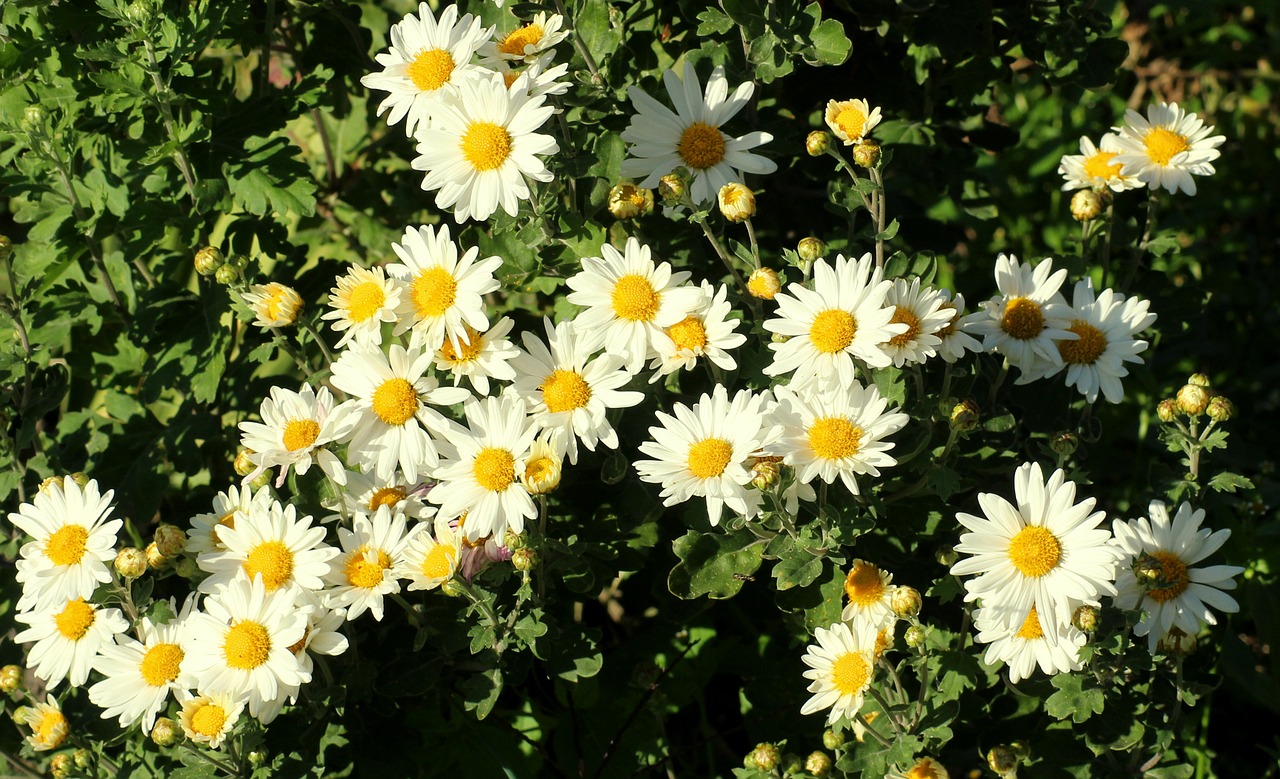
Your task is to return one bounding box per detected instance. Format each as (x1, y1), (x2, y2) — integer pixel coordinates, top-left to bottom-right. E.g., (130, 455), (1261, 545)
(179, 691), (245, 749)
(565, 237), (703, 373)
(877, 278), (954, 367)
(824, 98), (882, 145)
(238, 384), (354, 487)
(620, 60), (777, 205)
(647, 281), (746, 382)
(197, 501), (337, 595)
(89, 597), (196, 732)
(1058, 134), (1140, 192)
(187, 485), (274, 558)
(360, 3), (493, 136)
(18, 696), (69, 751)
(386, 224), (502, 353)
(973, 601), (1087, 683)
(966, 254), (1076, 376)
(240, 283), (302, 328)
(800, 620), (881, 726)
(841, 560), (898, 630)
(324, 506), (416, 621)
(480, 12), (568, 65)
(950, 462), (1123, 640)
(412, 73), (558, 222)
(936, 290), (984, 363)
(403, 516), (462, 591)
(322, 265), (402, 349)
(325, 469), (435, 523)
(433, 317), (520, 396)
(15, 597), (128, 688)
(1112, 102), (1225, 196)
(1112, 500), (1243, 653)
(11, 477), (122, 612)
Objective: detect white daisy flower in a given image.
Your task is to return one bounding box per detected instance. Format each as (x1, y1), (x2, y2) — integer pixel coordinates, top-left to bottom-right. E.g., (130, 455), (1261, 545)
(824, 98), (883, 145)
(479, 12), (569, 65)
(510, 318), (644, 464)
(950, 462), (1124, 640)
(1112, 102), (1225, 196)
(402, 516), (462, 591)
(14, 597), (128, 689)
(11, 477), (122, 612)
(800, 620), (881, 726)
(329, 344), (471, 482)
(237, 383), (355, 488)
(1112, 500), (1243, 653)
(634, 385), (775, 527)
(841, 560), (897, 631)
(324, 469), (435, 524)
(359, 3), (493, 136)
(412, 73), (558, 223)
(18, 696), (69, 751)
(433, 317), (520, 396)
(646, 280), (747, 382)
(1058, 134), (1140, 192)
(620, 60), (778, 205)
(497, 52), (570, 99)
(521, 430), (566, 495)
(321, 264), (402, 349)
(565, 237), (704, 373)
(178, 690), (245, 749)
(240, 282), (302, 328)
(936, 290), (985, 363)
(877, 278), (953, 367)
(974, 601), (1086, 683)
(324, 506), (416, 621)
(762, 253), (904, 394)
(254, 589), (349, 724)
(197, 501), (338, 595)
(966, 254), (1076, 375)
(187, 484), (274, 558)
(89, 597), (196, 732)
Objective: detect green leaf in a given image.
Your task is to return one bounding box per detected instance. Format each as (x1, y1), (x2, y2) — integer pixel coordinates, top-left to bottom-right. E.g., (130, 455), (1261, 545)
(1143, 766), (1194, 779)
(461, 667), (503, 720)
(696, 9), (735, 37)
(875, 218), (900, 242)
(170, 765), (218, 779)
(772, 548), (823, 591)
(810, 18), (852, 66)
(668, 530), (765, 600)
(575, 1), (622, 66)
(1046, 673), (1106, 723)
(1208, 472), (1254, 493)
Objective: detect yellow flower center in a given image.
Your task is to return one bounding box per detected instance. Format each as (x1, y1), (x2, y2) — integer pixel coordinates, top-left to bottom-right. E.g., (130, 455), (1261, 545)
(1000, 297), (1044, 340)
(371, 378), (419, 426)
(498, 23), (544, 56)
(243, 540), (295, 591)
(677, 122), (726, 170)
(345, 546), (392, 589)
(55, 598), (96, 640)
(1083, 150), (1123, 181)
(347, 280), (386, 323)
(809, 309), (856, 353)
(473, 447), (516, 491)
(1143, 127), (1190, 166)
(830, 651), (870, 695)
(888, 305), (921, 347)
(874, 628), (891, 660)
(541, 369), (591, 413)
(667, 316), (708, 352)
(223, 621), (272, 670)
(1145, 550), (1191, 603)
(687, 438), (733, 479)
(936, 302), (959, 337)
(1016, 605), (1045, 640)
(422, 544), (457, 579)
(906, 760), (942, 779)
(281, 419), (320, 452)
(367, 487), (406, 512)
(45, 524), (89, 566)
(262, 284), (298, 323)
(461, 121), (513, 172)
(611, 274), (661, 322)
(139, 643), (184, 686)
(524, 456), (558, 492)
(406, 48), (455, 92)
(411, 266), (458, 319)
(834, 106), (868, 139)
(1058, 320), (1108, 365)
(1007, 526), (1062, 578)
(438, 324), (484, 363)
(190, 702), (227, 738)
(807, 417), (863, 461)
(36, 709), (67, 744)
(844, 562), (886, 606)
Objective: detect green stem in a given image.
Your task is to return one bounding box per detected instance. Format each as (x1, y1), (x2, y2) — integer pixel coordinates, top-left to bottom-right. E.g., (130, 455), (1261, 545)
(855, 712), (892, 748)
(299, 318), (336, 367)
(1122, 191), (1159, 292)
(867, 686), (907, 736)
(743, 217), (761, 270)
(143, 38), (198, 209)
(552, 0), (603, 84)
(180, 742), (242, 777)
(870, 167), (887, 268)
(910, 644), (931, 729)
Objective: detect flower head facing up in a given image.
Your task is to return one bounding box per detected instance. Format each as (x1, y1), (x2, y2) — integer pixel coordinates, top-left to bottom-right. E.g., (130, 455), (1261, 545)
(800, 620), (881, 726)
(1059, 134), (1140, 193)
(1112, 102), (1225, 195)
(824, 98), (882, 145)
(974, 601), (1086, 683)
(323, 265), (402, 349)
(11, 477), (122, 612)
(967, 255), (1076, 377)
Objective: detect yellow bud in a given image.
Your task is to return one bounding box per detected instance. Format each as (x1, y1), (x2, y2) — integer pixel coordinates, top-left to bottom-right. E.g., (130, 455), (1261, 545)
(889, 585), (922, 618)
(146, 542), (170, 570)
(150, 717), (182, 747)
(0, 665), (22, 694)
(949, 399), (980, 431)
(1070, 189), (1103, 221)
(233, 449), (257, 477)
(805, 130), (831, 156)
(658, 172), (686, 204)
(1156, 398), (1178, 422)
(987, 745), (1019, 776)
(797, 236), (826, 264)
(193, 246), (223, 276)
(747, 267), (781, 300)
(608, 181), (654, 220)
(717, 182), (756, 222)
(114, 547), (148, 579)
(852, 139), (881, 168)
(154, 524), (187, 557)
(1176, 384), (1210, 416)
(50, 754), (74, 779)
(0, 235), (12, 262)
(1206, 395), (1233, 422)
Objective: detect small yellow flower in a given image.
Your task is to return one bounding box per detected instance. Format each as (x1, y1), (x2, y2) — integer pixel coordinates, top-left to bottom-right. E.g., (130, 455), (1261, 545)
(242, 282), (303, 327)
(747, 268), (781, 300)
(717, 183), (756, 222)
(608, 182), (655, 220)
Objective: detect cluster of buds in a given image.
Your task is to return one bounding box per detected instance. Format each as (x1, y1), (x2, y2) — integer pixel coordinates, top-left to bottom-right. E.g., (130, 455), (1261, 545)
(194, 246), (247, 286)
(1158, 373), (1233, 423)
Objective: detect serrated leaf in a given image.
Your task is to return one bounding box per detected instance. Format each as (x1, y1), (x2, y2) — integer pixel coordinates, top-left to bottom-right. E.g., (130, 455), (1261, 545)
(668, 530), (765, 600)
(1208, 472), (1253, 493)
(696, 9), (735, 36)
(811, 18), (852, 66)
(461, 667), (503, 720)
(1046, 673), (1106, 723)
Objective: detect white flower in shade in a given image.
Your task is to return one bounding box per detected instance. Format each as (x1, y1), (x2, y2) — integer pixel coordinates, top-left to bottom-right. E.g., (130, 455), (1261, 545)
(479, 12), (568, 65)
(647, 281), (747, 382)
(322, 265), (402, 349)
(1059, 134), (1140, 192)
(510, 318), (644, 464)
(402, 516), (462, 591)
(824, 98), (882, 145)
(237, 384), (354, 487)
(1112, 501), (1243, 653)
(11, 477), (121, 612)
(634, 386), (775, 527)
(974, 602), (1086, 683)
(936, 290), (985, 363)
(412, 73), (558, 222)
(763, 253), (904, 394)
(565, 237), (704, 373)
(433, 317), (520, 396)
(185, 576), (309, 721)
(521, 430), (566, 495)
(198, 501), (338, 595)
(765, 383), (908, 498)
(386, 224), (502, 354)
(187, 485), (274, 558)
(178, 691), (245, 749)
(1112, 102), (1225, 196)
(329, 344), (471, 482)
(89, 597), (195, 732)
(241, 282), (302, 328)
(324, 506), (415, 621)
(877, 278), (954, 367)
(966, 254), (1076, 375)
(359, 3), (492, 136)
(841, 560), (897, 631)
(620, 61), (777, 205)
(18, 696), (68, 751)
(950, 462), (1123, 641)
(325, 469), (436, 523)
(800, 620), (881, 726)
(14, 597), (128, 688)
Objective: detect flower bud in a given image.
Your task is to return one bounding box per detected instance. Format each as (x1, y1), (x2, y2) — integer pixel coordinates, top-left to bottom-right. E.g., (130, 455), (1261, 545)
(123, 0), (153, 28)
(608, 182), (654, 220)
(658, 172), (686, 204)
(194, 246), (223, 276)
(154, 524), (187, 557)
(1187, 373), (1211, 388)
(145, 542), (170, 570)
(247, 470), (271, 490)
(21, 104), (46, 134)
(797, 236), (826, 264)
(822, 729), (845, 751)
(0, 665), (22, 694)
(440, 579), (466, 598)
(512, 548), (538, 572)
(50, 753), (74, 779)
(1176, 384), (1210, 416)
(1010, 741), (1030, 760)
(504, 529), (526, 552)
(11, 706), (30, 725)
(1157, 626), (1197, 656)
(750, 458), (781, 491)
(1156, 398), (1178, 423)
(114, 547), (148, 579)
(1049, 430), (1078, 458)
(0, 236), (12, 262)
(747, 267), (781, 300)
(38, 476), (65, 494)
(173, 556), (200, 580)
(904, 624), (927, 649)
(907, 758), (949, 779)
(949, 399), (980, 432)
(805, 130), (831, 157)
(68, 472), (91, 488)
(214, 264), (241, 285)
(890, 586), (922, 618)
(248, 749), (269, 767)
(233, 448), (256, 477)
(987, 745), (1019, 776)
(852, 139), (881, 168)
(934, 545), (958, 567)
(717, 182), (756, 223)
(781, 754), (803, 776)
(748, 743), (781, 772)
(523, 450), (562, 495)
(73, 748), (93, 769)
(1070, 189), (1103, 222)
(1206, 395), (1233, 422)
(1072, 604), (1100, 634)
(151, 717), (181, 747)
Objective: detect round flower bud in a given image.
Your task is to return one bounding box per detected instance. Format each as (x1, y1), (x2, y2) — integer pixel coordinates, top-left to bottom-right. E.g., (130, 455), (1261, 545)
(10, 706), (30, 725)
(907, 758), (950, 779)
(248, 749), (269, 767)
(123, 0), (153, 27)
(38, 476), (65, 494)
(805, 130), (831, 157)
(934, 545), (958, 567)
(949, 399), (980, 432)
(21, 105), (46, 134)
(822, 729), (845, 751)
(153, 524), (186, 557)
(512, 548), (538, 572)
(173, 556), (200, 580)
(1070, 189), (1103, 222)
(73, 748), (93, 769)
(852, 139), (881, 168)
(904, 625), (927, 649)
(440, 579), (466, 598)
(781, 754), (803, 776)
(0, 665), (22, 694)
(1207, 395), (1233, 422)
(797, 236), (826, 264)
(247, 470), (271, 490)
(717, 182), (756, 223)
(233, 448), (256, 477)
(214, 263), (241, 285)
(1049, 430), (1078, 458)
(748, 743), (781, 772)
(0, 235), (12, 262)
(504, 530), (526, 552)
(50, 753), (74, 779)
(114, 547), (148, 580)
(658, 172), (687, 204)
(1157, 398), (1178, 423)
(1133, 552), (1162, 583)
(750, 458), (781, 491)
(1187, 373), (1211, 388)
(150, 717), (181, 747)
(890, 586), (922, 618)
(1157, 627), (1197, 656)
(145, 542), (170, 570)
(747, 267), (781, 300)
(1072, 604), (1100, 634)
(805, 751), (832, 776)
(1176, 384), (1210, 416)
(68, 472), (91, 488)
(193, 246), (223, 276)
(987, 745), (1019, 776)
(608, 181), (654, 220)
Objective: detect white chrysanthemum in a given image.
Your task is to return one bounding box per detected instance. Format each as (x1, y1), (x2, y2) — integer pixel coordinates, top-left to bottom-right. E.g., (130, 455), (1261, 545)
(18, 696), (69, 751)
(510, 318), (644, 464)
(647, 280), (746, 381)
(89, 597), (196, 731)
(329, 344), (471, 482)
(937, 290), (985, 363)
(824, 98), (882, 145)
(1021, 279), (1157, 403)
(433, 317), (520, 396)
(1112, 102), (1225, 196)
(359, 3), (493, 136)
(521, 430), (566, 495)
(324, 506), (416, 621)
(412, 73), (558, 222)
(950, 462), (1124, 640)
(198, 501), (338, 595)
(634, 386), (775, 527)
(763, 253), (904, 394)
(496, 52), (570, 99)
(766, 383), (908, 498)
(974, 602), (1086, 683)
(386, 224), (503, 353)
(565, 237), (703, 373)
(14, 597), (128, 689)
(322, 265), (402, 349)
(238, 384), (354, 487)
(255, 589), (349, 724)
(620, 61), (777, 205)
(240, 282), (302, 328)
(966, 254), (1076, 375)
(878, 278), (953, 367)
(187, 484), (274, 558)
(841, 560), (897, 631)
(178, 690), (245, 749)
(1112, 500), (1243, 653)
(402, 516), (462, 591)
(479, 12), (568, 65)
(11, 477), (122, 612)
(800, 620), (881, 726)
(1058, 134), (1140, 192)
(324, 469), (435, 523)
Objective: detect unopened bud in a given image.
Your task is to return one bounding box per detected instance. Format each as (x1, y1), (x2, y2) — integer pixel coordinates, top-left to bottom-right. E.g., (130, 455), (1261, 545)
(512, 548), (538, 572)
(1010, 741), (1030, 760)
(935, 545), (958, 567)
(504, 530), (525, 552)
(173, 556), (200, 580)
(21, 105), (46, 134)
(852, 139), (881, 168)
(890, 586), (922, 618)
(949, 399), (980, 432)
(717, 182), (756, 223)
(904, 625), (927, 649)
(1157, 398), (1178, 423)
(1072, 605), (1100, 634)
(0, 665), (22, 694)
(1157, 626), (1197, 656)
(68, 472), (90, 488)
(805, 130), (831, 157)
(658, 172), (686, 204)
(781, 754), (803, 776)
(748, 743), (781, 772)
(1070, 189), (1103, 222)
(114, 547), (148, 579)
(50, 754), (74, 779)
(0, 236), (12, 262)
(1176, 384), (1210, 416)
(73, 748), (93, 770)
(747, 267), (781, 300)
(750, 458), (781, 491)
(247, 470), (271, 490)
(608, 182), (654, 220)
(248, 749), (269, 767)
(244, 282), (302, 327)
(123, 0), (153, 27)
(797, 236), (826, 264)
(150, 717), (181, 746)
(1206, 395), (1233, 422)
(1049, 430), (1078, 458)
(440, 579), (466, 598)
(145, 542), (170, 570)
(822, 729), (845, 751)
(154, 524), (186, 557)
(38, 476), (64, 494)
(194, 246), (223, 276)
(233, 449), (256, 477)
(214, 264), (241, 285)
(1187, 373), (1211, 388)
(987, 745), (1019, 776)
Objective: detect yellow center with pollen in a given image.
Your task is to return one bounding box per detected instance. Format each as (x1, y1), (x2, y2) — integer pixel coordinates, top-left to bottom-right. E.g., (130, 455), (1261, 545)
(263, 285), (296, 322)
(55, 598), (96, 640)
(345, 546), (392, 589)
(677, 122), (726, 169)
(936, 302), (959, 337)
(1016, 605), (1045, 640)
(412, 266), (457, 318)
(282, 419), (320, 452)
(498, 23), (544, 56)
(808, 417), (863, 461)
(190, 702), (227, 738)
(611, 274), (661, 322)
(810, 309), (856, 353)
(347, 281), (386, 323)
(1058, 320), (1107, 365)
(541, 370), (591, 413)
(1145, 550), (1190, 603)
(371, 378), (418, 426)
(1000, 297), (1044, 340)
(1084, 150), (1124, 181)
(45, 524), (89, 566)
(367, 487), (406, 512)
(223, 621), (271, 670)
(1144, 128), (1190, 166)
(438, 325), (484, 363)
(243, 540), (294, 591)
(422, 544), (457, 579)
(844, 562), (886, 606)
(834, 106), (868, 139)
(473, 447), (516, 491)
(906, 764), (939, 779)
(1007, 526), (1062, 578)
(687, 438), (733, 479)
(830, 651), (870, 695)
(406, 48), (455, 91)
(888, 305), (921, 347)
(667, 316), (707, 352)
(461, 121), (512, 172)
(140, 643), (184, 686)
(524, 456), (557, 488)
(36, 709), (67, 743)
